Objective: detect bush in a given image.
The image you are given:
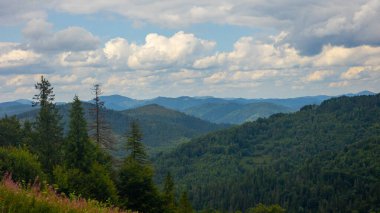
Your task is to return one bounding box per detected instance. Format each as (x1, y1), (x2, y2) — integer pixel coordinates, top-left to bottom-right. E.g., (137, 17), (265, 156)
(53, 163), (118, 203)
(0, 147), (45, 183)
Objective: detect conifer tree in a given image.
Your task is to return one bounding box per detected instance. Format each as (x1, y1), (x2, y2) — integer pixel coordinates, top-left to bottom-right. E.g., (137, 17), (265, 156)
(125, 121), (147, 163)
(178, 191), (193, 213)
(32, 76), (63, 172)
(163, 172), (177, 213)
(65, 95), (92, 171)
(118, 121), (163, 213)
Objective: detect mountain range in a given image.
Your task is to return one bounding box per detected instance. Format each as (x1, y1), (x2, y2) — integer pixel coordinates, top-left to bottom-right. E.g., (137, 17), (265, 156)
(2, 91), (375, 125)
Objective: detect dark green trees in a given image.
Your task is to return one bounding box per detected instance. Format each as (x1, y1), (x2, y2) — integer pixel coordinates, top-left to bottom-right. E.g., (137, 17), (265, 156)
(0, 116), (23, 147)
(54, 95), (117, 203)
(178, 191), (193, 213)
(163, 172), (176, 213)
(125, 121), (147, 163)
(32, 76), (63, 172)
(118, 121), (162, 213)
(65, 95), (92, 170)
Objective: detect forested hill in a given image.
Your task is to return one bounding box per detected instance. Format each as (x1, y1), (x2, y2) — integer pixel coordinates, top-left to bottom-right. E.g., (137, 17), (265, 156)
(16, 103), (227, 155)
(154, 94), (380, 212)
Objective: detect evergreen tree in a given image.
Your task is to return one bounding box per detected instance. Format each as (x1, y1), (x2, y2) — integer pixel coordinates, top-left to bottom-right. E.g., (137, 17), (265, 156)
(178, 191), (193, 213)
(126, 121), (147, 164)
(118, 121), (163, 212)
(0, 116), (23, 147)
(32, 76), (63, 172)
(163, 172), (177, 213)
(65, 95), (92, 171)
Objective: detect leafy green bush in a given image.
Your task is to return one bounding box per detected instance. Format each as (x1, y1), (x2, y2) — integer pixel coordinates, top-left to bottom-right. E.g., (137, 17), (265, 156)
(53, 163), (118, 203)
(0, 147), (45, 183)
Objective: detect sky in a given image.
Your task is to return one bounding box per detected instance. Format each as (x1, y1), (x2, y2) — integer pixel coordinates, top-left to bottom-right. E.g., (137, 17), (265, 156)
(0, 0), (379, 102)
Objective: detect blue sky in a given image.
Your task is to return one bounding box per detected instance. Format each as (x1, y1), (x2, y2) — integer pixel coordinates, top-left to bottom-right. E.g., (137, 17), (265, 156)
(0, 0), (379, 102)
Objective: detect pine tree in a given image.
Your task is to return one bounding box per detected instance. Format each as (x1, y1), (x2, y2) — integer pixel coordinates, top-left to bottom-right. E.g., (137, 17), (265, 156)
(163, 172), (177, 213)
(178, 191), (193, 213)
(65, 95), (92, 171)
(32, 76), (63, 172)
(118, 121), (163, 212)
(125, 121), (147, 164)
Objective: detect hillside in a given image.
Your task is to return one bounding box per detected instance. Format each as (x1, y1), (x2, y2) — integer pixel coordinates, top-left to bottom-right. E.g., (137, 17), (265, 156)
(154, 94), (380, 212)
(122, 104), (229, 151)
(0, 100), (35, 118)
(16, 103), (226, 156)
(184, 102), (293, 124)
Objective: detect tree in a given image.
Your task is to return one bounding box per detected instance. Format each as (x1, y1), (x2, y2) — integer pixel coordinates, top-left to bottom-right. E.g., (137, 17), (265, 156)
(118, 121), (163, 212)
(64, 96), (93, 171)
(246, 204), (285, 213)
(89, 84), (114, 149)
(125, 121), (147, 164)
(0, 116), (23, 147)
(163, 172), (177, 213)
(32, 76), (63, 172)
(178, 191), (193, 213)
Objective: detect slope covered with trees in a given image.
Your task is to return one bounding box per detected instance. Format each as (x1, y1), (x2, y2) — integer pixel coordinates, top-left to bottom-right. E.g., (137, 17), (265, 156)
(155, 94), (380, 212)
(15, 103), (227, 156)
(184, 102), (293, 124)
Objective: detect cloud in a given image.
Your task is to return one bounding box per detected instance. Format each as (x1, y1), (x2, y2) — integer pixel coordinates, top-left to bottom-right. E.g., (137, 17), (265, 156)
(0, 0), (47, 25)
(103, 31), (215, 70)
(329, 81), (349, 88)
(304, 70), (335, 82)
(23, 19), (100, 53)
(51, 0), (380, 55)
(340, 66), (367, 80)
(0, 42), (41, 69)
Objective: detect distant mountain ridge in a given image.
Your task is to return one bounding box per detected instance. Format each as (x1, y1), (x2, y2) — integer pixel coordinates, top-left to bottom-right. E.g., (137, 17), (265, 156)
(1, 91), (376, 124)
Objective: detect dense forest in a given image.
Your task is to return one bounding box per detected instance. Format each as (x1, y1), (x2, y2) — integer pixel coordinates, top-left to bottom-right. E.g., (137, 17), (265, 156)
(155, 95), (380, 212)
(0, 76), (379, 212)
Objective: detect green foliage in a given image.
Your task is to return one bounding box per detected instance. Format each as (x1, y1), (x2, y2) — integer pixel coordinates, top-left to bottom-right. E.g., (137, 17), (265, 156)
(163, 172), (177, 213)
(246, 204), (285, 213)
(178, 191), (193, 213)
(32, 76), (63, 172)
(125, 121), (147, 163)
(53, 163), (118, 203)
(0, 147), (45, 183)
(118, 158), (163, 212)
(0, 116), (23, 147)
(155, 94), (380, 212)
(64, 96), (93, 171)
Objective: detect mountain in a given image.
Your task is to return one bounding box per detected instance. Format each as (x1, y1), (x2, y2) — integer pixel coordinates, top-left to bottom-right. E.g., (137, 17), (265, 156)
(0, 101), (35, 118)
(154, 94), (380, 212)
(122, 104), (229, 151)
(98, 95), (142, 110)
(16, 103), (227, 157)
(184, 102), (293, 124)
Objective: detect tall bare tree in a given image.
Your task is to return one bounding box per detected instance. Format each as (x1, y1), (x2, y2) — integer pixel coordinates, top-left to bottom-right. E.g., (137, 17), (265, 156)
(89, 84), (114, 149)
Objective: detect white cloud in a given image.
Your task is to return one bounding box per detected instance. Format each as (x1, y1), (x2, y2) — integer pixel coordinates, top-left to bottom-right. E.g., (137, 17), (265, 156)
(0, 43), (41, 68)
(127, 31), (215, 70)
(329, 81), (349, 88)
(304, 70), (335, 82)
(340, 66), (367, 80)
(23, 19), (100, 53)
